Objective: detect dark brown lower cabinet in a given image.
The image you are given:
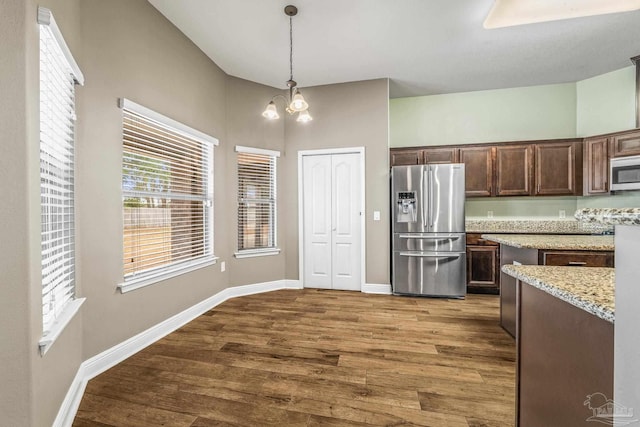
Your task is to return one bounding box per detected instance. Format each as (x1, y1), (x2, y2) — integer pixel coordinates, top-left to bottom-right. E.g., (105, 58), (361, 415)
(499, 245), (614, 337)
(466, 234), (500, 294)
(517, 282), (613, 427)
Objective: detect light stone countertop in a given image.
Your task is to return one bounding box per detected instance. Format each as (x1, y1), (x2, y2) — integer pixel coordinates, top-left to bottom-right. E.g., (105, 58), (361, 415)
(501, 264), (614, 323)
(481, 234), (614, 251)
(575, 208), (640, 225)
(466, 218), (612, 234)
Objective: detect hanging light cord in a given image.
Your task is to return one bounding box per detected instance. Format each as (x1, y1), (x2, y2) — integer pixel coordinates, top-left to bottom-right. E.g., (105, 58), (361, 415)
(289, 15), (294, 82)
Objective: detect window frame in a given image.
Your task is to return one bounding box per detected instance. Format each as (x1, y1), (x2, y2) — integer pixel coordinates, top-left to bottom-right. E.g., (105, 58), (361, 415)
(118, 98), (218, 293)
(37, 7), (86, 356)
(234, 145), (281, 259)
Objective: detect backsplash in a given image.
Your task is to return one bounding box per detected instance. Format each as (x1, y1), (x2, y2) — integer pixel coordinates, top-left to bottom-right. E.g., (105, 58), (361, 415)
(466, 191), (640, 219)
(576, 191), (640, 209)
(465, 196), (577, 218)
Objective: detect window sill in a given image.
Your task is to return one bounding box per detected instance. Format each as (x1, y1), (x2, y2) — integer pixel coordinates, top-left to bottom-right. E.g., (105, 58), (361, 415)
(118, 257), (218, 294)
(234, 248), (281, 259)
(39, 298), (86, 356)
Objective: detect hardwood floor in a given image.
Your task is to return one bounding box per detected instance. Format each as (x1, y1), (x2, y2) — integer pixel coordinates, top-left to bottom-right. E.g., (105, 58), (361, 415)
(73, 290), (516, 427)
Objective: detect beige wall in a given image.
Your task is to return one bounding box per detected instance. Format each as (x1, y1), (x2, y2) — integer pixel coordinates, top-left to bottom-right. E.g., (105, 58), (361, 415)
(225, 76), (287, 285)
(1, 0), (292, 425)
(1, 0), (88, 425)
(76, 0), (232, 361)
(3, 1), (392, 424)
(282, 79), (391, 285)
(1, 1), (35, 424)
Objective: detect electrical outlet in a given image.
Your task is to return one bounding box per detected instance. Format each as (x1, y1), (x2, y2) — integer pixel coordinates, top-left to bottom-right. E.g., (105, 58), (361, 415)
(220, 261), (226, 272)
(373, 211), (381, 221)
(559, 210), (566, 218)
(487, 210), (494, 218)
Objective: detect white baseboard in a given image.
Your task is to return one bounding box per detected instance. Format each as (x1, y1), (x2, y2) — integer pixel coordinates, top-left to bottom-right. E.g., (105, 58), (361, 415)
(283, 279), (302, 289)
(53, 366), (88, 427)
(362, 283), (392, 294)
(53, 279), (294, 427)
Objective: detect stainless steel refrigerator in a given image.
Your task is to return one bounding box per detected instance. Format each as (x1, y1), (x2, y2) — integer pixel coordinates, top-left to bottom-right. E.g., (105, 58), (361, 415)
(391, 164), (466, 297)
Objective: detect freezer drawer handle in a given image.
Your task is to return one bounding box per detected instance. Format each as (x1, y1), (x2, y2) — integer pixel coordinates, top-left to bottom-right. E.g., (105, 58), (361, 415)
(399, 252), (464, 258)
(398, 235), (460, 240)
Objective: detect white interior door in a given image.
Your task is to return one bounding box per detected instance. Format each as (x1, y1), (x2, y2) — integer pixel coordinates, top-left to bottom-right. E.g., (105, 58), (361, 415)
(302, 152), (362, 291)
(302, 155), (332, 289)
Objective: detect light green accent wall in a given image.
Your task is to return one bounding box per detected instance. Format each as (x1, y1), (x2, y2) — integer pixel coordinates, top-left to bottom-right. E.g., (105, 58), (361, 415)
(576, 66), (636, 137)
(466, 197), (577, 218)
(390, 83), (577, 147)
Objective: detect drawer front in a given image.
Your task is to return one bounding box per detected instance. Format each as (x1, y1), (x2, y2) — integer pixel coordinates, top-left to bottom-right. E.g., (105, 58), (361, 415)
(466, 233), (499, 246)
(540, 251), (614, 267)
(393, 251), (466, 296)
(394, 233), (466, 252)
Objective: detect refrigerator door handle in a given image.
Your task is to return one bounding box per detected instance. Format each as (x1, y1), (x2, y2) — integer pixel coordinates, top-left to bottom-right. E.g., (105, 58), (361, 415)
(398, 252), (464, 258)
(398, 234), (461, 240)
(422, 168), (428, 228)
(428, 168), (434, 228)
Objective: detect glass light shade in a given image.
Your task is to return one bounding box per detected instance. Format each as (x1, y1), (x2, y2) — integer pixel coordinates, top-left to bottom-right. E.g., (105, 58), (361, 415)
(289, 91), (309, 112)
(296, 109), (313, 123)
(262, 101), (279, 120)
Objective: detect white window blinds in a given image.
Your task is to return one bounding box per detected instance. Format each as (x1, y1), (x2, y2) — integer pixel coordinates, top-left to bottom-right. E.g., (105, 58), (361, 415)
(38, 7), (83, 335)
(121, 99), (217, 286)
(235, 146), (279, 254)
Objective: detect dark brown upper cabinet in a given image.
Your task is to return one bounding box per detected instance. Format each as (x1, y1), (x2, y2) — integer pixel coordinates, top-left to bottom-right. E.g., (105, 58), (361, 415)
(611, 129), (640, 158)
(390, 147), (461, 166)
(583, 136), (610, 196)
(423, 147), (459, 164)
(390, 148), (424, 166)
(495, 145), (534, 196)
(534, 141), (582, 196)
(459, 146), (494, 197)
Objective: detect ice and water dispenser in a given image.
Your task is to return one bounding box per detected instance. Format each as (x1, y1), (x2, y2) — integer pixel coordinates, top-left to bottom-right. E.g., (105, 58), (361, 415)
(395, 191), (417, 223)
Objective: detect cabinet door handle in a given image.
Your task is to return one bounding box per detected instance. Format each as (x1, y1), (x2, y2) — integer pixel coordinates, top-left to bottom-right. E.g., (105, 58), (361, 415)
(568, 261), (587, 266)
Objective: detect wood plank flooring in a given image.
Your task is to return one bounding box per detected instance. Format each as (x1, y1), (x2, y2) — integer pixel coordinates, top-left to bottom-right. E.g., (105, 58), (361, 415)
(73, 289), (516, 427)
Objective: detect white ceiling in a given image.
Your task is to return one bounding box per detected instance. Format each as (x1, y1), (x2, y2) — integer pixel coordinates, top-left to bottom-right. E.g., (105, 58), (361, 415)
(148, 0), (640, 98)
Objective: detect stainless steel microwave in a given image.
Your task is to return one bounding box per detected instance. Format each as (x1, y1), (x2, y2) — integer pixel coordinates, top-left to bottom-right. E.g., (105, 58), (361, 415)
(610, 155), (640, 191)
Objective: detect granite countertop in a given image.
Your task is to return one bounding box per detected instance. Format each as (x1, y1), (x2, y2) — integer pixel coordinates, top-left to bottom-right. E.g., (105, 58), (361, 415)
(481, 234), (614, 251)
(466, 218), (612, 235)
(575, 208), (640, 225)
(501, 264), (614, 323)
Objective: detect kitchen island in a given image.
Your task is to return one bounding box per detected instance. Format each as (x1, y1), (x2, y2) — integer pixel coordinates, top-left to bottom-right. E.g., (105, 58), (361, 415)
(576, 207), (640, 423)
(481, 233), (614, 336)
(502, 264), (614, 427)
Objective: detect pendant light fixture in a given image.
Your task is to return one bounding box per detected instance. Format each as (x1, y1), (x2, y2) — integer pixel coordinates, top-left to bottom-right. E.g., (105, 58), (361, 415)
(262, 5), (312, 123)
